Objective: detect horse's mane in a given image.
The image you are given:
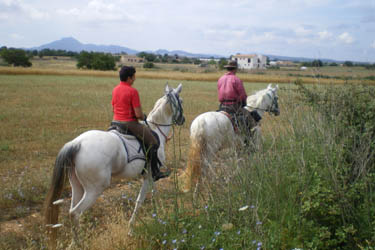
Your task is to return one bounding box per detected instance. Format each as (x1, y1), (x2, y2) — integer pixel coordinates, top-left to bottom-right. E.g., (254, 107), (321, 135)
(147, 95), (170, 121)
(247, 88), (270, 108)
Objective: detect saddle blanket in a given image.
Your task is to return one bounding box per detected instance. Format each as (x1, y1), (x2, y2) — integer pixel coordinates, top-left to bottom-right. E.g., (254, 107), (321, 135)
(109, 130), (146, 163)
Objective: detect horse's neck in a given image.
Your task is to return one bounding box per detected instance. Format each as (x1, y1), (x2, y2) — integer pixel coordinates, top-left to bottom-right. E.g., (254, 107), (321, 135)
(247, 92), (268, 117)
(147, 98), (172, 146)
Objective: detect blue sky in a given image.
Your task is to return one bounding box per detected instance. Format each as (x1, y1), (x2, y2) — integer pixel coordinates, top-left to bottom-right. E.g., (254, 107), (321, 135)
(0, 0), (374, 62)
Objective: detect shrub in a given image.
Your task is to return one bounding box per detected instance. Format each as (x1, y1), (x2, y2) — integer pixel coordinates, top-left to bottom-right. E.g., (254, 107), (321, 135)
(143, 62), (155, 68)
(0, 48), (32, 67)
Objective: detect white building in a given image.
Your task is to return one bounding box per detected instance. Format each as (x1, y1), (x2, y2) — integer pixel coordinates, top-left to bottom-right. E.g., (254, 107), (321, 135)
(231, 54), (267, 69)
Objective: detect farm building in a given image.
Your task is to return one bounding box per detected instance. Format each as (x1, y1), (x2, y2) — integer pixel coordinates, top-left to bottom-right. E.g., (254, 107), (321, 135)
(231, 54), (267, 69)
(119, 55), (144, 64)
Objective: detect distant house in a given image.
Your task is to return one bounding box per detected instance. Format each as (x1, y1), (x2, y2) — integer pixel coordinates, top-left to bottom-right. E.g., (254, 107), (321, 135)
(119, 55), (144, 64)
(231, 54), (267, 69)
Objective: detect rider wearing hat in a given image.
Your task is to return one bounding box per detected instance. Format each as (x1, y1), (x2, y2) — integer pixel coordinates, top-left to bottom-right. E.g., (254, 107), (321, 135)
(217, 60), (257, 138)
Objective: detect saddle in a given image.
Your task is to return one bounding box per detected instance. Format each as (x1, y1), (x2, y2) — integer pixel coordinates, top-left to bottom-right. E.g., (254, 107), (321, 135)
(217, 108), (261, 134)
(107, 123), (162, 172)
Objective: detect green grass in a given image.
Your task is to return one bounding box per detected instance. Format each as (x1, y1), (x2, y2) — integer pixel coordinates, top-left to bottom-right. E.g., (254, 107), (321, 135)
(1, 73), (375, 249)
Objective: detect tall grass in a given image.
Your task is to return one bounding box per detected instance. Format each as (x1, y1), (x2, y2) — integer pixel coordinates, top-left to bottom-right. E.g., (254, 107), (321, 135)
(134, 83), (375, 249)
(2, 72), (375, 249)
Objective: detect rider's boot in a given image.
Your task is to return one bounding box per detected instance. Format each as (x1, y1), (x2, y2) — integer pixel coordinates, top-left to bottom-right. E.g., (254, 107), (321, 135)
(150, 148), (170, 181)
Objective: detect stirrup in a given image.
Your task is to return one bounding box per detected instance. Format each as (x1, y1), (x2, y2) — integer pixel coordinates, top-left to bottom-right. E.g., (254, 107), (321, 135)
(153, 170), (170, 181)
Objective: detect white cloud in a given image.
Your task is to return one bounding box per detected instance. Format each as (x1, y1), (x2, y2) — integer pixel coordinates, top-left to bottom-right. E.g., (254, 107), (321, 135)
(10, 33), (23, 40)
(57, 0), (137, 22)
(371, 41), (375, 49)
(294, 26), (313, 36)
(338, 32), (354, 44)
(318, 30), (333, 40)
(0, 0), (49, 20)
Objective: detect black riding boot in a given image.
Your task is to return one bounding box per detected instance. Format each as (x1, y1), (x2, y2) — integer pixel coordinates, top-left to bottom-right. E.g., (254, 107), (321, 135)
(149, 147), (170, 181)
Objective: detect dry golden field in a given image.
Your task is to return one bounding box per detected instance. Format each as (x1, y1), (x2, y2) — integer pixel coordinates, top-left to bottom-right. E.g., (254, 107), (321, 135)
(0, 58), (374, 249)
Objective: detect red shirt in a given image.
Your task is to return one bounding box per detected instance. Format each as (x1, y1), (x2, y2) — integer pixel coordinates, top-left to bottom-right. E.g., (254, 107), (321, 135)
(111, 81), (141, 121)
(217, 72), (247, 104)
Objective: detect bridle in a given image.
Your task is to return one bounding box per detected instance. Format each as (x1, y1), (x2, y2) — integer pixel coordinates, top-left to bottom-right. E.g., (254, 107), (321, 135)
(146, 90), (185, 141)
(247, 91), (279, 115)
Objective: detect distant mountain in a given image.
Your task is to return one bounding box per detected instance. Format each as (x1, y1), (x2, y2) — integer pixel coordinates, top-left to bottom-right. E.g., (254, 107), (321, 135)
(264, 54), (342, 63)
(30, 37), (225, 58)
(31, 37), (138, 55)
(154, 49), (224, 59)
(29, 37), (350, 63)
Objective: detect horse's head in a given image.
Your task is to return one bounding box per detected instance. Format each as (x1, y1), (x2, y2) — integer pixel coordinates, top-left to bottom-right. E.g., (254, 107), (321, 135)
(165, 83), (185, 125)
(266, 83), (280, 116)
(246, 83), (280, 116)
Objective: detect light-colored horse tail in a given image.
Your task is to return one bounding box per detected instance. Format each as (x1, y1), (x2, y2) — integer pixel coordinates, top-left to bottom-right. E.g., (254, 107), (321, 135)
(44, 142), (81, 249)
(180, 124), (206, 193)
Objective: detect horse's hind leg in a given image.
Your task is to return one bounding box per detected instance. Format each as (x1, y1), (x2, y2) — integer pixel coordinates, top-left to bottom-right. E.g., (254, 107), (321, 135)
(70, 169), (84, 211)
(68, 169), (85, 248)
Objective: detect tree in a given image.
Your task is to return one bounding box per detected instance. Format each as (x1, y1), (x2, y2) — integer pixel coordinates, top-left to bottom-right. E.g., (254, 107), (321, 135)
(218, 58), (228, 70)
(76, 51), (116, 70)
(311, 59), (323, 67)
(0, 48), (32, 67)
(343, 61), (353, 67)
(143, 62), (154, 68)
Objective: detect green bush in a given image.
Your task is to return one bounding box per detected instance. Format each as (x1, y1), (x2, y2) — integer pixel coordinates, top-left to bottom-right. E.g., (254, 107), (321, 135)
(0, 47), (32, 67)
(143, 62), (155, 68)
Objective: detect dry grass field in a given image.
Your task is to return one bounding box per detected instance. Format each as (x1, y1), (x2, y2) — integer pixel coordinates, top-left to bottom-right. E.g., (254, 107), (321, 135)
(0, 71), (272, 249)
(1, 58), (374, 249)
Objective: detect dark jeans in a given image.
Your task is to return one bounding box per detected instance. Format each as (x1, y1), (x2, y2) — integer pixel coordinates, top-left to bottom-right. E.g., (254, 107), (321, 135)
(219, 103), (256, 137)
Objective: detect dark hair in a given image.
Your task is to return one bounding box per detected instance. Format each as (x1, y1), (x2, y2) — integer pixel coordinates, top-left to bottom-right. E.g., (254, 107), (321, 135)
(119, 66), (136, 81)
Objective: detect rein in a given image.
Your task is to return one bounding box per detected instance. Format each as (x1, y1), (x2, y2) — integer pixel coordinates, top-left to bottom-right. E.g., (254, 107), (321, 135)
(247, 92), (278, 113)
(145, 91), (183, 142)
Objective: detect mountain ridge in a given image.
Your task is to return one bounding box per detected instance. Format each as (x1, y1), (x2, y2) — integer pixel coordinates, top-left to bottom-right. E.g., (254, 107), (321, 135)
(29, 37), (347, 63)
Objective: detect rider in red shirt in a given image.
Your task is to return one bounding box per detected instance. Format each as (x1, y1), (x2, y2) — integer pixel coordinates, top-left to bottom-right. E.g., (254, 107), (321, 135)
(111, 66), (169, 181)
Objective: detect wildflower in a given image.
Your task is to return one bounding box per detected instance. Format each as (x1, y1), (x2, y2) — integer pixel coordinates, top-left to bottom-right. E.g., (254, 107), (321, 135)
(204, 205), (208, 209)
(200, 247), (205, 250)
(182, 228), (187, 234)
(181, 239), (185, 243)
(212, 238), (216, 242)
(258, 242), (262, 247)
(163, 233), (167, 237)
(256, 221), (262, 225)
(198, 225), (202, 229)
(152, 213), (157, 218)
(252, 240), (257, 244)
(250, 205), (255, 209)
(214, 231), (221, 236)
(239, 205), (249, 211)
(122, 194), (127, 199)
(237, 230), (241, 235)
(162, 240), (167, 245)
(172, 239), (177, 244)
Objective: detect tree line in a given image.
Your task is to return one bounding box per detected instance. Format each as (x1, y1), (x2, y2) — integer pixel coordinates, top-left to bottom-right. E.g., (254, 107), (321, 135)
(1, 46), (374, 70)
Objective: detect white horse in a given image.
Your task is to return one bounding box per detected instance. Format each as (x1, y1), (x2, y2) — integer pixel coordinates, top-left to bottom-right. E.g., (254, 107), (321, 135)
(180, 84), (279, 192)
(44, 83), (184, 249)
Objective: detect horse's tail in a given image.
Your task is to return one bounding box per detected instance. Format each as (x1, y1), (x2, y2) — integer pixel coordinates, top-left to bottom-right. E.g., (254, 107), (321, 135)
(180, 119), (206, 192)
(44, 141), (81, 249)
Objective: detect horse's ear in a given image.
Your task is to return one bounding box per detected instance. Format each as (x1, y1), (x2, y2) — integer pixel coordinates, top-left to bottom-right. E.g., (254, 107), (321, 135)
(275, 84), (279, 91)
(165, 83), (171, 94)
(176, 83), (182, 94)
(267, 83), (272, 89)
